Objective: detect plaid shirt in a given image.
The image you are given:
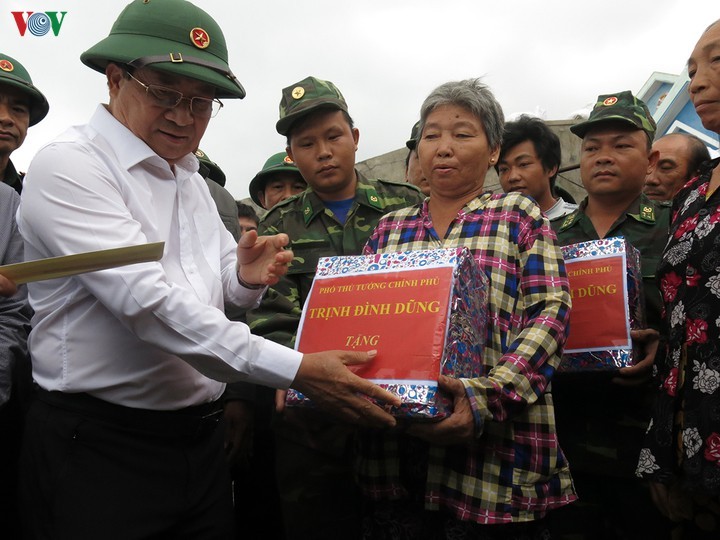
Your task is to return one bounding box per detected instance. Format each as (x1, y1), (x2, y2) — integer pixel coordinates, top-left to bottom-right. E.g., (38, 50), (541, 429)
(358, 192), (577, 524)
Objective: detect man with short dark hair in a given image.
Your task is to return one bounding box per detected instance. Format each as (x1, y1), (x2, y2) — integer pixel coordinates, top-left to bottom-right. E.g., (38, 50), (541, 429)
(247, 75), (423, 540)
(549, 90), (671, 539)
(16, 3), (398, 538)
(497, 115), (577, 220)
(249, 152), (306, 211)
(644, 132), (711, 201)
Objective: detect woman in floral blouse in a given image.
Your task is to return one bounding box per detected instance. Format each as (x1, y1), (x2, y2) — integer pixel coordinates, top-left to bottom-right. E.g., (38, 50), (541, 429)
(636, 19), (720, 537)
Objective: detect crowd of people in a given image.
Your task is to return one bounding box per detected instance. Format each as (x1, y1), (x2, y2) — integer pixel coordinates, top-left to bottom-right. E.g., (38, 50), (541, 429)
(1, 0), (719, 539)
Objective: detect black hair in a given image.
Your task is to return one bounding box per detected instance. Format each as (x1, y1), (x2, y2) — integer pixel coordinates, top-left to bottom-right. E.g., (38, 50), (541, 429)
(496, 115), (561, 189)
(236, 202), (259, 226)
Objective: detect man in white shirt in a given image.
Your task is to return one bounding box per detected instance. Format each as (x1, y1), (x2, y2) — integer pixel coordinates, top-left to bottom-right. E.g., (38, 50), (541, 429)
(17, 1), (398, 538)
(497, 115), (578, 221)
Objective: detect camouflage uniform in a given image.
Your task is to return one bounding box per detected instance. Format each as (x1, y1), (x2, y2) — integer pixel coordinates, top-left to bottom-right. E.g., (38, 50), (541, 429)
(248, 171), (422, 346)
(547, 91), (672, 539)
(246, 171), (422, 539)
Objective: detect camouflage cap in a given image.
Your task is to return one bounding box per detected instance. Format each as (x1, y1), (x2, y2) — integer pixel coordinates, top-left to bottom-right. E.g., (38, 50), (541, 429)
(276, 76), (347, 136)
(406, 121), (420, 150)
(248, 152), (305, 206)
(570, 90), (656, 141)
(0, 53), (49, 126)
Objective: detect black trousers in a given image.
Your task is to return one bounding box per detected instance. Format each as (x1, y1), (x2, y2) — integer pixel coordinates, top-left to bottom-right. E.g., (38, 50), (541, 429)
(19, 391), (235, 540)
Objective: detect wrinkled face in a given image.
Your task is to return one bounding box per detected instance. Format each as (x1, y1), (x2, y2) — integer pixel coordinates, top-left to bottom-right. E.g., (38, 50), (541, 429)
(643, 136), (693, 201)
(498, 140), (556, 203)
(688, 22), (720, 133)
(405, 149), (429, 196)
(107, 64), (213, 167)
(0, 83), (30, 158)
(238, 216), (258, 237)
(259, 173), (307, 210)
(287, 109), (359, 201)
(418, 104), (499, 201)
(580, 123), (656, 201)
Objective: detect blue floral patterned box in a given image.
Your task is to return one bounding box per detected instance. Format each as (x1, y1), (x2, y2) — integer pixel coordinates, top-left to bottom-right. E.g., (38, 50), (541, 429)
(287, 247), (489, 420)
(559, 236), (646, 371)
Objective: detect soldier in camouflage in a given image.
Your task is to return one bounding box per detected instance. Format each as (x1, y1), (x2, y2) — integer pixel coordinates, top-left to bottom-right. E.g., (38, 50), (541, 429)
(548, 90), (672, 539)
(246, 76), (423, 540)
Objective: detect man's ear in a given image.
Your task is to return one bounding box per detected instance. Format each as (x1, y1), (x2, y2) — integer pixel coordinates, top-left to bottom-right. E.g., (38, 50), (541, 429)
(352, 127), (360, 150)
(106, 63), (124, 98)
(647, 149), (659, 175)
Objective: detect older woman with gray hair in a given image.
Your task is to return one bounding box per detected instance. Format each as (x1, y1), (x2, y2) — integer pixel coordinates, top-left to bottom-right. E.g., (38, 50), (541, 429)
(356, 79), (576, 539)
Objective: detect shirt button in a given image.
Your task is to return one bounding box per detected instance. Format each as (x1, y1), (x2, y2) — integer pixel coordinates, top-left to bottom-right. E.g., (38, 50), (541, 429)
(698, 208), (709, 216)
(687, 267), (696, 276)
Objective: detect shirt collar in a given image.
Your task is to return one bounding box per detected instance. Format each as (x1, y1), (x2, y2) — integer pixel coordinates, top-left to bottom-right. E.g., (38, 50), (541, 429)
(558, 193), (659, 232)
(300, 169), (386, 226)
(89, 105), (198, 176)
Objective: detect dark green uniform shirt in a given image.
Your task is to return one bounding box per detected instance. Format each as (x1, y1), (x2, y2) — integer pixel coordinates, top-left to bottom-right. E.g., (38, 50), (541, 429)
(246, 171), (423, 347)
(550, 194), (670, 477)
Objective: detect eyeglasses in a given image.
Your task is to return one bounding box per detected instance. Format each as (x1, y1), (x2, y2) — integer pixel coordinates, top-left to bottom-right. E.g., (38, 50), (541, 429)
(125, 71), (223, 118)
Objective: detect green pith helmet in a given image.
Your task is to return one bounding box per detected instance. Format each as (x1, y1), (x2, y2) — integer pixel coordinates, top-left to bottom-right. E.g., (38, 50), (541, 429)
(571, 90), (656, 141)
(194, 148), (226, 186)
(248, 152), (305, 206)
(276, 76), (347, 135)
(0, 53), (49, 126)
(80, 0), (245, 99)
(406, 120), (420, 150)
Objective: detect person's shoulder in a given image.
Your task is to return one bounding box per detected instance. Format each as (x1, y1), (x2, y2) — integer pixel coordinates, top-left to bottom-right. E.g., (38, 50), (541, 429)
(366, 177), (424, 203)
(635, 194), (671, 226)
(485, 191), (542, 217)
(259, 192), (305, 226)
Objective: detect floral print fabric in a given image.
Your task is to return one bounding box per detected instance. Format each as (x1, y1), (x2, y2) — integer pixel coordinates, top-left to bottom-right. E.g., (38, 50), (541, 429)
(637, 158), (720, 495)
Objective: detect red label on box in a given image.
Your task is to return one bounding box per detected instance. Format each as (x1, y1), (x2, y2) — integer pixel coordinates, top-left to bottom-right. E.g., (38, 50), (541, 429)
(564, 254), (631, 352)
(296, 267), (453, 381)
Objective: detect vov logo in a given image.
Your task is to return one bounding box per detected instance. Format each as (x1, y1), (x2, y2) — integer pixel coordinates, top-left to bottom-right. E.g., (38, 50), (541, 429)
(11, 11), (68, 36)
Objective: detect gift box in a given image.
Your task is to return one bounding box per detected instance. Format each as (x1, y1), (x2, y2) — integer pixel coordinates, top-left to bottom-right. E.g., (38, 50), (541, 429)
(559, 236), (645, 372)
(288, 247), (488, 419)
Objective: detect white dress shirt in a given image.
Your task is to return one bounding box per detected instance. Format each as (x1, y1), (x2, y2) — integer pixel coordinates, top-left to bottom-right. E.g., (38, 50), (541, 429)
(18, 105), (301, 409)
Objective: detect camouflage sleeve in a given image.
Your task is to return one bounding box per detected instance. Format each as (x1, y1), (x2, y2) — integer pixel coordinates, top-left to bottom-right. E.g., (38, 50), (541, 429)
(244, 213), (303, 348)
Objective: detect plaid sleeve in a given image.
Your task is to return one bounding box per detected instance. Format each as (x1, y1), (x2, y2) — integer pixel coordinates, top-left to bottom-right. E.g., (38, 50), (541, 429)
(463, 198), (571, 425)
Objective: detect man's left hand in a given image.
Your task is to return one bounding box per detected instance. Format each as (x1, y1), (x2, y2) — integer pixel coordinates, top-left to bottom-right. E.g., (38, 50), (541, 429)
(406, 375), (476, 445)
(613, 328), (660, 386)
(236, 230), (293, 287)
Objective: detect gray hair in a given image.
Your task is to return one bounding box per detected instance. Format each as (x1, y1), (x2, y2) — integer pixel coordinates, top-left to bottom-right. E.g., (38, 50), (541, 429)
(417, 78), (504, 151)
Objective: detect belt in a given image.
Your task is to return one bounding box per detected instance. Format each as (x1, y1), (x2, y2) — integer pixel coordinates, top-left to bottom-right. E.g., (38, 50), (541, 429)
(37, 389), (224, 440)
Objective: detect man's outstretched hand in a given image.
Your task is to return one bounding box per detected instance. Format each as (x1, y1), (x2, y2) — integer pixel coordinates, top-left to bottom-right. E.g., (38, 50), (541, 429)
(290, 350), (401, 428)
(236, 230), (294, 287)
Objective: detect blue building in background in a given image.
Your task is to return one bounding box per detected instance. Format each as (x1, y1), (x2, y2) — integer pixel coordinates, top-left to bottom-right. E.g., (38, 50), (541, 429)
(639, 70), (719, 157)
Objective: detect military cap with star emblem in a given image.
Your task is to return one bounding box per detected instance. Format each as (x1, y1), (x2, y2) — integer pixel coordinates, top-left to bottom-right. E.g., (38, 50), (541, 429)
(0, 52), (49, 126)
(248, 152), (305, 206)
(276, 76), (348, 135)
(570, 90), (656, 141)
(81, 0), (245, 99)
